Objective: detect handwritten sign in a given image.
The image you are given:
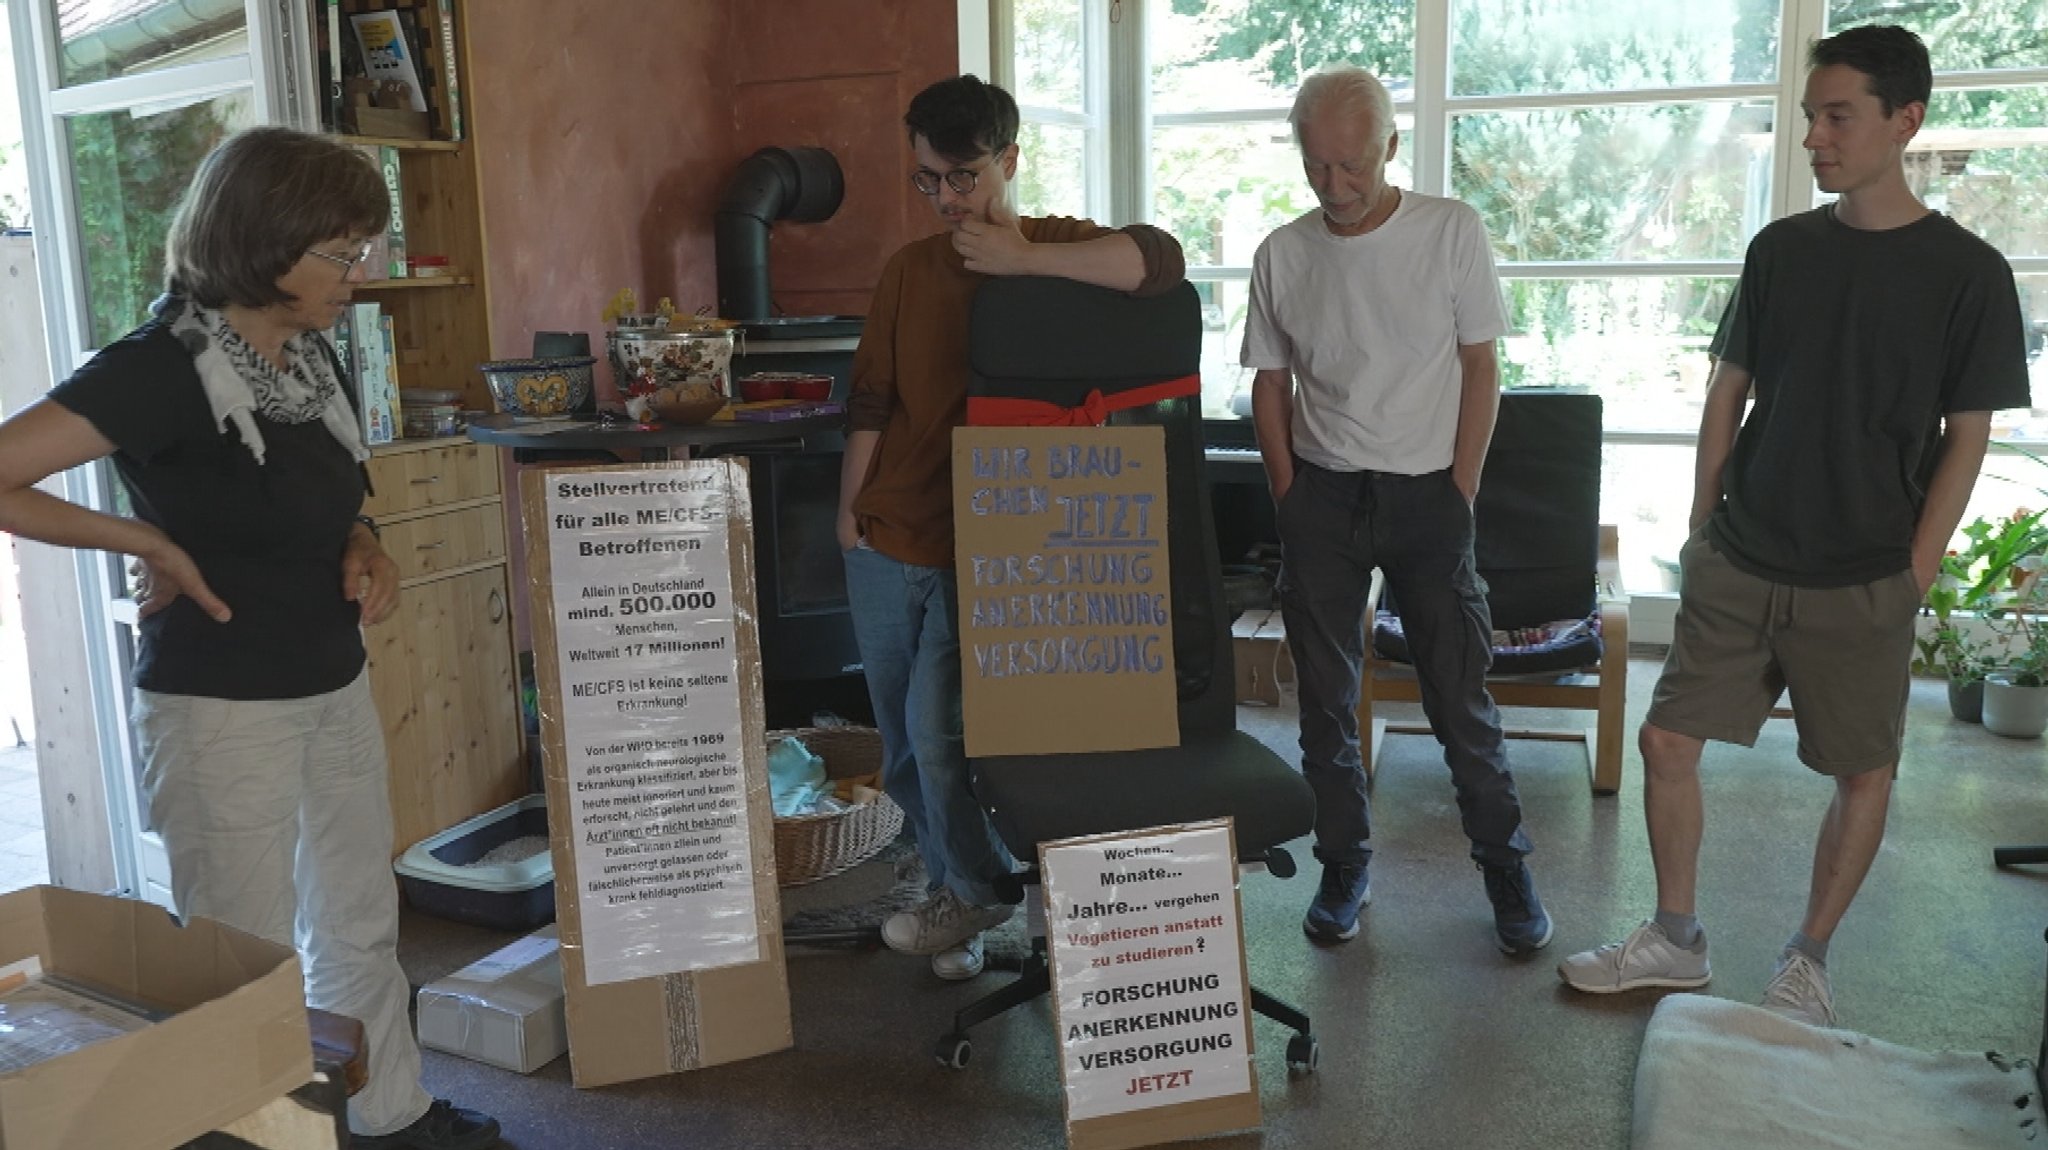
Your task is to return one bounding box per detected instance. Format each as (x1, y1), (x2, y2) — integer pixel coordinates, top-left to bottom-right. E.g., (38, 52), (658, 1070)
(952, 426), (1178, 757)
(1043, 820), (1259, 1148)
(541, 466), (760, 985)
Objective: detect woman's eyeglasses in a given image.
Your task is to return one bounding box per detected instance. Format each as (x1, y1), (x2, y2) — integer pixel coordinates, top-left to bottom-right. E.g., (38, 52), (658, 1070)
(305, 241), (378, 273)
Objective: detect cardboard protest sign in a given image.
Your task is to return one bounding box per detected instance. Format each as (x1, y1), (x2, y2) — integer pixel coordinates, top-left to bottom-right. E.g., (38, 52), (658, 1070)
(1041, 819), (1259, 1150)
(952, 426), (1179, 757)
(522, 461), (791, 1087)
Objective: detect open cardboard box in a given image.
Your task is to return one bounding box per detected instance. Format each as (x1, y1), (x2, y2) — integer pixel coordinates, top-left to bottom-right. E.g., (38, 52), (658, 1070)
(0, 886), (311, 1150)
(1231, 609), (1294, 706)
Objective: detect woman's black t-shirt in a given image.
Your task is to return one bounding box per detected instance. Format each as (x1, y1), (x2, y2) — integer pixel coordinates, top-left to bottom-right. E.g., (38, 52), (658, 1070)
(49, 321), (367, 700)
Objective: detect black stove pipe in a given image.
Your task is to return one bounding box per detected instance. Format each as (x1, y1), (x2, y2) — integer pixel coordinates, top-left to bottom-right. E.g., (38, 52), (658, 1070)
(715, 146), (845, 322)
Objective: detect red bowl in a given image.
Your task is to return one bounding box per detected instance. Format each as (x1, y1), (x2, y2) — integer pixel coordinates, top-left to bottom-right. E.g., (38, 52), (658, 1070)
(740, 377), (788, 402)
(787, 376), (833, 401)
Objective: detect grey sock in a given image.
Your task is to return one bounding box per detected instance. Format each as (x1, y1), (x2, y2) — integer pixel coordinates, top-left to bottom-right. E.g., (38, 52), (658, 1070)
(1654, 909), (1703, 949)
(1787, 931), (1829, 966)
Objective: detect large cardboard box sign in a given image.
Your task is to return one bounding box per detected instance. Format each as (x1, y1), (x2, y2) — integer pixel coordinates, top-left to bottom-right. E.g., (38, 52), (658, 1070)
(0, 885), (312, 1150)
(521, 461), (792, 1088)
(952, 426), (1179, 757)
(1041, 820), (1259, 1150)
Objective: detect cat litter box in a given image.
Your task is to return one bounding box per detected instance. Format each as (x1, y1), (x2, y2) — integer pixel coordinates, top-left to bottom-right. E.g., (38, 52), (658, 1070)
(394, 795), (555, 931)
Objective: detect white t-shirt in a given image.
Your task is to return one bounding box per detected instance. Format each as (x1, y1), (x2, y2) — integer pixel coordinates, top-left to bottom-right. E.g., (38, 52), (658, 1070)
(1241, 191), (1507, 475)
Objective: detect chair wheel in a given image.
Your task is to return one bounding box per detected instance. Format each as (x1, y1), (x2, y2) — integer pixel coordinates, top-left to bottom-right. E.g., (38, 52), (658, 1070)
(1286, 1033), (1319, 1073)
(936, 1033), (972, 1070)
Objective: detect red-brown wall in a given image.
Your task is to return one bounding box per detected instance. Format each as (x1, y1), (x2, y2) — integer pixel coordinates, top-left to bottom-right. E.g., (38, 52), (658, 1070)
(471, 0), (959, 363)
(730, 1), (961, 319)
(467, 0), (959, 651)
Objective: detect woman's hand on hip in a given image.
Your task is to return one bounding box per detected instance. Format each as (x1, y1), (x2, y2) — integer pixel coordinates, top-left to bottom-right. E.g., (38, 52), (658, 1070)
(132, 539), (232, 623)
(342, 523), (401, 625)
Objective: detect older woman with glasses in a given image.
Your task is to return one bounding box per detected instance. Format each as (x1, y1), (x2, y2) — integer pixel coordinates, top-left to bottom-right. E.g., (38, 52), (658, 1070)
(0, 127), (498, 1150)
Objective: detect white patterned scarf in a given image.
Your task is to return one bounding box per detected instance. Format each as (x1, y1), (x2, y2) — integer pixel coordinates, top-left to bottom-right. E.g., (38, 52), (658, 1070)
(152, 294), (368, 466)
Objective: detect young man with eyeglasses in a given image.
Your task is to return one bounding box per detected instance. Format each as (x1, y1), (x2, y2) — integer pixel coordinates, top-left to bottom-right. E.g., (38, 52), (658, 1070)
(838, 75), (1185, 980)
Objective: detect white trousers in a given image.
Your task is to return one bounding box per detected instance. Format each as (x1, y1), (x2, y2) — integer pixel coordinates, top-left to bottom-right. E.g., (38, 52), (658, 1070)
(134, 669), (432, 1137)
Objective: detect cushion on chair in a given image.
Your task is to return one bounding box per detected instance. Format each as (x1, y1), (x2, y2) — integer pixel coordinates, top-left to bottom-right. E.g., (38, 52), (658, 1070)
(971, 731), (1314, 860)
(1373, 609), (1604, 675)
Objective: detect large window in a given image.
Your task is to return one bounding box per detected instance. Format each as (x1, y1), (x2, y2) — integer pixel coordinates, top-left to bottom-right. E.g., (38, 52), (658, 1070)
(1000, 0), (2048, 591)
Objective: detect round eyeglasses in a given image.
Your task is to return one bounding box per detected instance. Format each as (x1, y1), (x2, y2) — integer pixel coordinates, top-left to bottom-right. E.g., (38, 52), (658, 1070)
(305, 241), (378, 273)
(910, 163), (990, 197)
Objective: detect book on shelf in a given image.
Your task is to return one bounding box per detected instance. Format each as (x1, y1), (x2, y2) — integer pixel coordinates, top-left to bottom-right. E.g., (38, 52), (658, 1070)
(347, 142), (406, 279)
(349, 302), (396, 446)
(349, 9), (428, 113)
(377, 144), (407, 277)
(380, 313), (403, 422)
(433, 0), (463, 140)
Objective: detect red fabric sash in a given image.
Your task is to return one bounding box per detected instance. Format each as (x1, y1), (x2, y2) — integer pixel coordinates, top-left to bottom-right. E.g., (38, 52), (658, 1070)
(965, 373), (1201, 427)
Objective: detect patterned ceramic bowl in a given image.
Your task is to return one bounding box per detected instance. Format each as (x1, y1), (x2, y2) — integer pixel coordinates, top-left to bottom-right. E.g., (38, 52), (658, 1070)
(479, 356), (595, 417)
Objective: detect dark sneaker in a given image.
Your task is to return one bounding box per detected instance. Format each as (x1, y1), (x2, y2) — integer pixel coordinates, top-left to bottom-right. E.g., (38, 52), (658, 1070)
(1480, 860), (1553, 956)
(354, 1100), (501, 1149)
(1302, 859), (1371, 942)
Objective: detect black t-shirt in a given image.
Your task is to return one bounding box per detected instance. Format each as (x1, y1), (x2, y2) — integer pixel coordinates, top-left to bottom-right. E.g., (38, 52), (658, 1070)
(1707, 207), (2033, 588)
(49, 321), (367, 700)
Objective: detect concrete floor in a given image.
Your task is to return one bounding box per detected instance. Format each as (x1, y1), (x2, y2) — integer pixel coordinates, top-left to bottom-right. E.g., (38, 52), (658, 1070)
(398, 659), (2048, 1150)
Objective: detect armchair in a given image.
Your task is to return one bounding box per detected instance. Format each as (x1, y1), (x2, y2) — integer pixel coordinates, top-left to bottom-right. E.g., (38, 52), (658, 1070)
(1359, 390), (1628, 795)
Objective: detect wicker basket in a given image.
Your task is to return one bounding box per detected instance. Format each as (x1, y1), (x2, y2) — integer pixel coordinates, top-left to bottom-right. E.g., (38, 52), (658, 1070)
(770, 726), (903, 886)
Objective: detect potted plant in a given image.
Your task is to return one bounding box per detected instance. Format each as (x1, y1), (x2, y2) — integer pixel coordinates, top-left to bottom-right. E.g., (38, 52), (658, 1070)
(1981, 554), (2048, 739)
(1919, 507), (2048, 721)
(1914, 619), (1989, 721)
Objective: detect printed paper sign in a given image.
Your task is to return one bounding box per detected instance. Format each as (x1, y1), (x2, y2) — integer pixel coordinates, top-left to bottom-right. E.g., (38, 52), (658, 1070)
(1043, 821), (1254, 1127)
(952, 426), (1178, 757)
(543, 468), (759, 984)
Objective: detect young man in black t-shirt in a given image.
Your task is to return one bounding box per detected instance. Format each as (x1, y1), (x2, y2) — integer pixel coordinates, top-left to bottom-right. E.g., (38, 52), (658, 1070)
(1559, 25), (2032, 1027)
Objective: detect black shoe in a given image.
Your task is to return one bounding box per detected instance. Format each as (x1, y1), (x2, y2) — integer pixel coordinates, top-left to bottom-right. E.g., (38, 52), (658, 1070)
(354, 1100), (501, 1150)
(1479, 860), (1553, 956)
(1302, 859), (1371, 942)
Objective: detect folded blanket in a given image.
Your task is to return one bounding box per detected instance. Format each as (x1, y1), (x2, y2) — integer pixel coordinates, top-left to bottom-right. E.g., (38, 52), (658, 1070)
(1634, 994), (2042, 1150)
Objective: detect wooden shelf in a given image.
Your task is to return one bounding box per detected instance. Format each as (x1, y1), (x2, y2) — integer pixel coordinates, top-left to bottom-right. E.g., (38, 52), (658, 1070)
(357, 276), (474, 291)
(337, 133), (461, 153)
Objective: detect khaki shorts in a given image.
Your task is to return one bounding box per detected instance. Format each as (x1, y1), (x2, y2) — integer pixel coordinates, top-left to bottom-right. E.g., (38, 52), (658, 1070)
(1646, 531), (1920, 776)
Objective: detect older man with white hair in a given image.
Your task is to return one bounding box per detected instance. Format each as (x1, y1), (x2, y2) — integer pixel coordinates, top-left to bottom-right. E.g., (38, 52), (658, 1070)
(1241, 66), (1553, 955)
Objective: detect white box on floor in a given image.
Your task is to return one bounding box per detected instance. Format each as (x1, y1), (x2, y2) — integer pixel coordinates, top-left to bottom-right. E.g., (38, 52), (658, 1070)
(415, 926), (565, 1074)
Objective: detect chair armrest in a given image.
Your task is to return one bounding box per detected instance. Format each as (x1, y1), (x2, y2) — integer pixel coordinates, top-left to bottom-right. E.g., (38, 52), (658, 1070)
(1367, 566), (1387, 615)
(1597, 524), (1624, 601)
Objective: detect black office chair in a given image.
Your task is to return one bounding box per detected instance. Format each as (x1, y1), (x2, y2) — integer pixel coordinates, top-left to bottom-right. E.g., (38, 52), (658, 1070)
(936, 276), (1319, 1073)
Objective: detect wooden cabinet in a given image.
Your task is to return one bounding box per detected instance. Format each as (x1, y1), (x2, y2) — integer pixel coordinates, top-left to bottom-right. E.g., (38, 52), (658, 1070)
(364, 440), (523, 857)
(339, 1), (519, 856)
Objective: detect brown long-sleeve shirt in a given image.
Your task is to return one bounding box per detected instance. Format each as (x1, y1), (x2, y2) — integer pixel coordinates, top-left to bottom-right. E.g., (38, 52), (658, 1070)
(847, 216), (1185, 568)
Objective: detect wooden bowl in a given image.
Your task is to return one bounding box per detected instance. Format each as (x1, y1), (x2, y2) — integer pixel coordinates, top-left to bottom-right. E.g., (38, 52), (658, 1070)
(651, 391), (726, 425)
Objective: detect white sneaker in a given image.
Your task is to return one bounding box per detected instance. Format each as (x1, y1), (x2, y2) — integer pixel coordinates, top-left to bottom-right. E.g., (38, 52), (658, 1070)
(931, 934), (986, 981)
(1761, 951), (1836, 1028)
(882, 888), (1014, 956)
(1557, 920), (1712, 993)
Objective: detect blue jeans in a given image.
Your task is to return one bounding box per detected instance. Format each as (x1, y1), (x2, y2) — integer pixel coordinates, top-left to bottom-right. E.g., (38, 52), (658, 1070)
(842, 543), (1015, 906)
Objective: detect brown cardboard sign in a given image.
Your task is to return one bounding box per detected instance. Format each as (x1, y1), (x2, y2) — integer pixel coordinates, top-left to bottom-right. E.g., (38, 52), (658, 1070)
(1040, 819), (1260, 1150)
(953, 426), (1179, 757)
(521, 461), (792, 1088)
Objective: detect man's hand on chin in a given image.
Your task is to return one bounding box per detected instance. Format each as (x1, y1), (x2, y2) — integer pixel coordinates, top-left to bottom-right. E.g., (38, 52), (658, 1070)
(955, 199), (1033, 276)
